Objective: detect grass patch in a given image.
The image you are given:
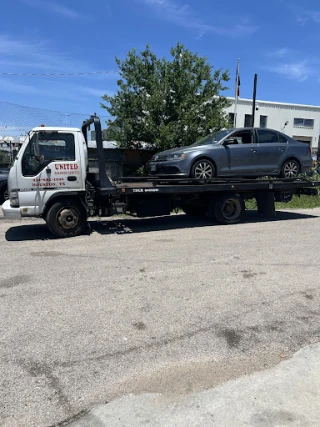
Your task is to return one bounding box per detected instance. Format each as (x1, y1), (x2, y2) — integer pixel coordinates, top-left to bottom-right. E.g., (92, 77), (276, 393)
(246, 194), (320, 211)
(246, 172), (320, 210)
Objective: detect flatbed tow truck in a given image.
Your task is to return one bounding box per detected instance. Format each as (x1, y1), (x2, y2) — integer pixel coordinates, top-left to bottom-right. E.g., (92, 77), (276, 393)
(2, 116), (319, 238)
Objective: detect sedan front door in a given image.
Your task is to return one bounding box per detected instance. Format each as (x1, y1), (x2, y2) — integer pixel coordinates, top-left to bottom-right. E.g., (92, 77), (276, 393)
(219, 130), (259, 176)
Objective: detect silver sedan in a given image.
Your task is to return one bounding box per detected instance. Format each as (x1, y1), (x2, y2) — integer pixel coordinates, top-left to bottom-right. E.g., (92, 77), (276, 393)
(148, 127), (313, 179)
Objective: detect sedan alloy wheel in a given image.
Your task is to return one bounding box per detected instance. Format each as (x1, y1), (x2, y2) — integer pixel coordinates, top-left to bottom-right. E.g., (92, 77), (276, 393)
(281, 159), (300, 178)
(191, 160), (215, 179)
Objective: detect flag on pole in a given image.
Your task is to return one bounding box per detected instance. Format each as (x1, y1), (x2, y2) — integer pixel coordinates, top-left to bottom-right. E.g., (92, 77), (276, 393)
(235, 59), (240, 98)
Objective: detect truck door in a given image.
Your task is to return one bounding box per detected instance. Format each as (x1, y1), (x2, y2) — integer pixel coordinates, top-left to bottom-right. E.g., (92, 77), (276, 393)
(17, 130), (84, 215)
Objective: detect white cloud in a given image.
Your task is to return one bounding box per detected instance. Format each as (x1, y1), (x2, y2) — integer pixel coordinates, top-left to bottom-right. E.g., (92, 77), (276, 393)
(139, 0), (258, 37)
(297, 9), (320, 25)
(77, 87), (114, 97)
(267, 48), (291, 58)
(0, 34), (72, 72)
(0, 34), (110, 74)
(0, 78), (88, 101)
(21, 0), (81, 19)
(284, 3), (320, 25)
(0, 34), (117, 106)
(266, 61), (311, 82)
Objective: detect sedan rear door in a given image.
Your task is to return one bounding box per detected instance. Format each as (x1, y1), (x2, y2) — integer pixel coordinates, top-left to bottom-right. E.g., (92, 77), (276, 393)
(255, 129), (288, 174)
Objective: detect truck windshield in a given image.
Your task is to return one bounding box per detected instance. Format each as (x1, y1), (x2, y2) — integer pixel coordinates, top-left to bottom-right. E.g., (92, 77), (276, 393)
(190, 130), (231, 147)
(21, 132), (75, 177)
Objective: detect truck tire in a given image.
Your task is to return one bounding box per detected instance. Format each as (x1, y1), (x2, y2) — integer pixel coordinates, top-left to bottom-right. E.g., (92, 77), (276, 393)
(46, 200), (87, 238)
(181, 205), (208, 216)
(209, 193), (244, 225)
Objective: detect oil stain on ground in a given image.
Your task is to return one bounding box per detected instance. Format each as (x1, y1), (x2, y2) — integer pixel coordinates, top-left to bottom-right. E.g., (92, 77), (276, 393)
(0, 274), (31, 289)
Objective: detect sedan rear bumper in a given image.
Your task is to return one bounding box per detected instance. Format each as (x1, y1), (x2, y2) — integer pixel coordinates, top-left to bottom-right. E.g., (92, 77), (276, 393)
(301, 159), (313, 173)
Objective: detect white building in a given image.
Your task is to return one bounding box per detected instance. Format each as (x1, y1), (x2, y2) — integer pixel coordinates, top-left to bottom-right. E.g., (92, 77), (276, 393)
(225, 97), (320, 154)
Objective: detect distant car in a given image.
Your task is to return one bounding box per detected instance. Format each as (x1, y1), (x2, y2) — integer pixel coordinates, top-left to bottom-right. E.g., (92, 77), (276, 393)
(0, 168), (9, 205)
(148, 128), (313, 179)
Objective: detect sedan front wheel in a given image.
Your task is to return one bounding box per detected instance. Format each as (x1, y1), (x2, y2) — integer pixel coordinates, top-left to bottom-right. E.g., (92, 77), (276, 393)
(191, 159), (215, 179)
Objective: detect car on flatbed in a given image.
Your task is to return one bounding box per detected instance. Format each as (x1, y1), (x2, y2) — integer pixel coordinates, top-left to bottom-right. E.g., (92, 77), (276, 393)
(148, 127), (313, 179)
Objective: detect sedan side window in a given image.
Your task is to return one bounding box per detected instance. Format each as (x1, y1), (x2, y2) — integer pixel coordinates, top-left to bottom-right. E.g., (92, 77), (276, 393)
(278, 133), (288, 143)
(257, 129), (279, 143)
(230, 131), (253, 144)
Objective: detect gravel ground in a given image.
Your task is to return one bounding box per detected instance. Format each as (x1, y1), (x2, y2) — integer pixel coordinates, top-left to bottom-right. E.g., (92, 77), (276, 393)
(0, 208), (320, 426)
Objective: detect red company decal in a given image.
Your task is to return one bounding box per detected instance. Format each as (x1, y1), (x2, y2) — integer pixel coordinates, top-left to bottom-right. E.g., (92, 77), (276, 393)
(54, 163), (79, 171)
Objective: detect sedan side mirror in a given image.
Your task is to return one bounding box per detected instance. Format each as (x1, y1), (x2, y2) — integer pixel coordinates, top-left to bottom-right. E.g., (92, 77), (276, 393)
(223, 138), (238, 145)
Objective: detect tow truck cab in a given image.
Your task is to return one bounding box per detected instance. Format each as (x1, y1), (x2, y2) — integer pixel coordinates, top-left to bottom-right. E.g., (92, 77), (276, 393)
(5, 126), (88, 219)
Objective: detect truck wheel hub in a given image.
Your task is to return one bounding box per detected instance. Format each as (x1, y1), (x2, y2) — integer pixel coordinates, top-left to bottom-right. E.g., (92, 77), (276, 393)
(58, 208), (79, 230)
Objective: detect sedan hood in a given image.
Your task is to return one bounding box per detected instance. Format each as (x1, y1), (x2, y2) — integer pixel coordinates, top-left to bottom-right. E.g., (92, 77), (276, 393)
(155, 147), (186, 156)
(155, 144), (216, 156)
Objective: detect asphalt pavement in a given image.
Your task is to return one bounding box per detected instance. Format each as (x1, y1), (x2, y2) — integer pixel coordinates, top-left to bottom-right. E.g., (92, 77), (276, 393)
(0, 207), (320, 426)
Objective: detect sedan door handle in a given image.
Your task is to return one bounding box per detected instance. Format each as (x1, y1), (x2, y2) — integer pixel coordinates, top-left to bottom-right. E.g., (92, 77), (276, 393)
(279, 148), (285, 152)
(251, 149), (257, 153)
(67, 176), (77, 181)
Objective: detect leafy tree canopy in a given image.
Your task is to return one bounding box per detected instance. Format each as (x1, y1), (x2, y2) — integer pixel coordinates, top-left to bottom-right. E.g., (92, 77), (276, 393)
(101, 42), (231, 150)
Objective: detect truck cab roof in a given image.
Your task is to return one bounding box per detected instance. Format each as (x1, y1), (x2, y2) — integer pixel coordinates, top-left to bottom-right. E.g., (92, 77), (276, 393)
(31, 126), (81, 132)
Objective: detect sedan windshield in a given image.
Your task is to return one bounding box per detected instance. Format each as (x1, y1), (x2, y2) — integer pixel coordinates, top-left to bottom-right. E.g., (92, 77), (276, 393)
(190, 130), (231, 147)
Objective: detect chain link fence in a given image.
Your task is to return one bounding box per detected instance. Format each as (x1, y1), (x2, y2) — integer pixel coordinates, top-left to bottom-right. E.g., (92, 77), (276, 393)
(0, 101), (156, 175)
(0, 101), (110, 167)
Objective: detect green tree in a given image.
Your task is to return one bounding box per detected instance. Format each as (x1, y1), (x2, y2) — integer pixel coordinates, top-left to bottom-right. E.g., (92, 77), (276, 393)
(101, 42), (231, 150)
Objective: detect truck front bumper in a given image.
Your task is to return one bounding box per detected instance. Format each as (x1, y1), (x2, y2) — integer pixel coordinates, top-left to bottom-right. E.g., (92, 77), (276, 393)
(1, 200), (22, 219)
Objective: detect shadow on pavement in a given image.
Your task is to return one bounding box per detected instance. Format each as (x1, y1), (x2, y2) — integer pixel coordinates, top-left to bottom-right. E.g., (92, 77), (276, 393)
(5, 210), (318, 241)
(5, 223), (56, 241)
(90, 210), (318, 236)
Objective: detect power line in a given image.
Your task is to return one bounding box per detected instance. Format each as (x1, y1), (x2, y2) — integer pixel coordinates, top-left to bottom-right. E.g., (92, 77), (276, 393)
(0, 100), (111, 118)
(0, 70), (118, 77)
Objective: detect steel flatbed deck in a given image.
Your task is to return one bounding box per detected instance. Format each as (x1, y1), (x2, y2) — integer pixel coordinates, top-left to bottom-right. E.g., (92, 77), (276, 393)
(100, 177), (320, 196)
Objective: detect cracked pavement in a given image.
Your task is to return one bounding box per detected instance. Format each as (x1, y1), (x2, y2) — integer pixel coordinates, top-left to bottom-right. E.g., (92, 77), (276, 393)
(1, 208), (320, 426)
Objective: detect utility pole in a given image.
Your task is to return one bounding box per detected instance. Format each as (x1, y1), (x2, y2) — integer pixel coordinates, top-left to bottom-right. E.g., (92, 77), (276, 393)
(233, 58), (240, 127)
(251, 74), (258, 127)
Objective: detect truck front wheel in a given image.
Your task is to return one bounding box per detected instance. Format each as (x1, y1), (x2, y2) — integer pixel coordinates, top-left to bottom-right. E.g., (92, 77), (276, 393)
(46, 200), (87, 238)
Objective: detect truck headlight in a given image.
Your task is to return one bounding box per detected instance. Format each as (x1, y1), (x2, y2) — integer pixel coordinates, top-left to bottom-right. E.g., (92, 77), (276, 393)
(10, 191), (19, 208)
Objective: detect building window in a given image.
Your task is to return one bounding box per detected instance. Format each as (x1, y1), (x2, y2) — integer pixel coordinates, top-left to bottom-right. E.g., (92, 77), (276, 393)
(294, 118), (314, 128)
(260, 115), (267, 128)
(244, 114), (252, 127)
(228, 113), (235, 127)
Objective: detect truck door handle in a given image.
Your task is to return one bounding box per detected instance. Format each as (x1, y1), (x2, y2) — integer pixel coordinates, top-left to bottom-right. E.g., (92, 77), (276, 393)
(67, 176), (77, 181)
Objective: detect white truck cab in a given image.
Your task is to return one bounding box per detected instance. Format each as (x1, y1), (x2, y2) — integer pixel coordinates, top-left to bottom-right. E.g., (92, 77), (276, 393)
(3, 126), (88, 220)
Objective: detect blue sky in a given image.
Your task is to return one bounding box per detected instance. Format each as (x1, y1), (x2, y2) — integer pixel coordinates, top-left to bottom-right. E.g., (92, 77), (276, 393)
(1, 0), (320, 124)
